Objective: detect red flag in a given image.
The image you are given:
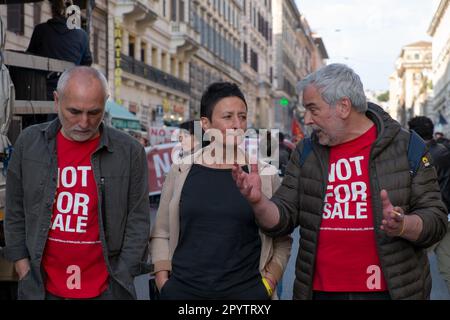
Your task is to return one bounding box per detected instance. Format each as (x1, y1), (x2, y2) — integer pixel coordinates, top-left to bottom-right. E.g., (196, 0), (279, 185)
(291, 117), (304, 143)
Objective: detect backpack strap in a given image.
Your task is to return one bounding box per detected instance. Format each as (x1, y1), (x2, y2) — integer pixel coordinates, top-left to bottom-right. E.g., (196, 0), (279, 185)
(407, 129), (427, 177)
(299, 137), (313, 167)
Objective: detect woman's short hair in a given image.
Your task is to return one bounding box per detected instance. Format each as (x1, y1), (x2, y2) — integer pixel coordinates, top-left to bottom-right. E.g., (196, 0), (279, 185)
(200, 82), (247, 120)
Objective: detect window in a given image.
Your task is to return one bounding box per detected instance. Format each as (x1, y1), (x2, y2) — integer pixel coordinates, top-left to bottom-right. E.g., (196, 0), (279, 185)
(33, 2), (42, 26)
(129, 35), (135, 58)
(206, 23), (210, 49)
(93, 29), (99, 64)
(219, 33), (224, 59)
(163, 0), (166, 17)
(171, 0), (177, 21)
(141, 41), (147, 63)
(179, 0), (185, 22)
(170, 57), (176, 75)
(178, 61), (184, 79)
(214, 28), (219, 55)
(250, 49), (258, 72)
(161, 52), (168, 72)
(200, 17), (205, 45)
(151, 47), (158, 67)
(243, 42), (248, 63)
(7, 4), (24, 34)
(208, 24), (213, 51)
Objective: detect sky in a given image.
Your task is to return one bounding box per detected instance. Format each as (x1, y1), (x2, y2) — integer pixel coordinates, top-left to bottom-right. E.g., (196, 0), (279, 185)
(295, 0), (441, 92)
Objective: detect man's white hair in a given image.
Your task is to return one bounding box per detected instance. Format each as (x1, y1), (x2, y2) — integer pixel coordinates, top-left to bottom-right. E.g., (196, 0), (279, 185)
(56, 66), (109, 100)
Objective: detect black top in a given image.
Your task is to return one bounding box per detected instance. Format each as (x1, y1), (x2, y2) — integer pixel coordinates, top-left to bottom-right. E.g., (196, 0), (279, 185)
(172, 164), (262, 298)
(27, 17), (92, 66)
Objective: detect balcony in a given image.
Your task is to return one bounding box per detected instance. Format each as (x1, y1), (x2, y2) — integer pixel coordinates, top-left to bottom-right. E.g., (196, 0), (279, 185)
(169, 22), (201, 60)
(121, 54), (190, 95)
(116, 0), (157, 32)
(4, 50), (74, 114)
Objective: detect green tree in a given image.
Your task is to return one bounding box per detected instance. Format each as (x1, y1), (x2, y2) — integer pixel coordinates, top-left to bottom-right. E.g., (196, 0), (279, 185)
(377, 91), (389, 102)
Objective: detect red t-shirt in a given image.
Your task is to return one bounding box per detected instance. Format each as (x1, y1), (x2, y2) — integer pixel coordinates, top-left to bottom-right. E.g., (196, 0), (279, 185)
(42, 131), (109, 298)
(313, 125), (387, 292)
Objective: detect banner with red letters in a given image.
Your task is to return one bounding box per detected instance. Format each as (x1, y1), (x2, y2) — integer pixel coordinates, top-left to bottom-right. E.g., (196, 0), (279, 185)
(146, 143), (178, 195)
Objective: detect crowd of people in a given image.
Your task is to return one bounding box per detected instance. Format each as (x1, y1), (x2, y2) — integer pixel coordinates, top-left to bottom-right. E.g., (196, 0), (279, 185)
(0, 63), (448, 300)
(0, 4), (449, 299)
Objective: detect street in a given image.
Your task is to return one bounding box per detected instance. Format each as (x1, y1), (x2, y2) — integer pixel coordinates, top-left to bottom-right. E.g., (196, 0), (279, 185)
(137, 207), (450, 300)
(279, 227), (450, 300)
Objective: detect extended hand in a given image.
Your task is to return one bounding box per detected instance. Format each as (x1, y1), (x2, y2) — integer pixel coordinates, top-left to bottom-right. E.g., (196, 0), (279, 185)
(231, 164), (263, 204)
(380, 189), (406, 237)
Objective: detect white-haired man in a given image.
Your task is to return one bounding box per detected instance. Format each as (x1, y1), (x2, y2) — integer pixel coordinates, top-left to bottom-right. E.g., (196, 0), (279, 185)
(232, 63), (447, 300)
(4, 66), (150, 299)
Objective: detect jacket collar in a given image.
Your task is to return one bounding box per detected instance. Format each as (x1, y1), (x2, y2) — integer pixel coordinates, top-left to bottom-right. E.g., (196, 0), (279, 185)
(366, 102), (401, 158)
(41, 118), (114, 152)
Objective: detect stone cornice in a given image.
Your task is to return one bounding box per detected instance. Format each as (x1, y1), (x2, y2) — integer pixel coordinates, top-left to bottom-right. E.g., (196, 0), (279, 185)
(428, 0), (449, 36)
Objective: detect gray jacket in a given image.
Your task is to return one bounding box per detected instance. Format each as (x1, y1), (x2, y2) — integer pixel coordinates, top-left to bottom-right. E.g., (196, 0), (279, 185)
(4, 119), (151, 299)
(266, 104), (448, 299)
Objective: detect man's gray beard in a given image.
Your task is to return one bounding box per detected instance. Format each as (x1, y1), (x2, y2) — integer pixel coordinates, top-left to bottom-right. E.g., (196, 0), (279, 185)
(304, 126), (316, 138)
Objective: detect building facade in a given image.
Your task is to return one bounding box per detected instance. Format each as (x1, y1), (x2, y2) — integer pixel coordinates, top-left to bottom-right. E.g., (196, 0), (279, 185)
(1, 0), (110, 82)
(388, 41), (432, 126)
(272, 0), (327, 134)
(240, 0), (273, 129)
(115, 0), (196, 129)
(1, 0), (328, 135)
(188, 0), (243, 119)
(428, 0), (450, 134)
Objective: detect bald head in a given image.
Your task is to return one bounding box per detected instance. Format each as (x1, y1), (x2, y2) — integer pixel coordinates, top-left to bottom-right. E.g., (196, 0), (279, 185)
(54, 66), (109, 142)
(56, 66), (109, 101)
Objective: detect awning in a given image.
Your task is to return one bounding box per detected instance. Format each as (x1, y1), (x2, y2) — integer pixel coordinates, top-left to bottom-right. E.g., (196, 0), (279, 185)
(105, 100), (141, 130)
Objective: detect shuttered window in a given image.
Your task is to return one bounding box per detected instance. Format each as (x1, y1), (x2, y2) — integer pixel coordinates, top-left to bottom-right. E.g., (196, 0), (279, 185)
(7, 4), (24, 35)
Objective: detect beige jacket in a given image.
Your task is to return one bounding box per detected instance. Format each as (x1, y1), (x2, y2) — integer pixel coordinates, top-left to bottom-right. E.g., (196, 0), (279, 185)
(149, 147), (292, 298)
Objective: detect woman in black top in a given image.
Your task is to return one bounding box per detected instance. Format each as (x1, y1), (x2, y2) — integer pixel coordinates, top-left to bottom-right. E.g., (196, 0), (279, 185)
(150, 82), (292, 300)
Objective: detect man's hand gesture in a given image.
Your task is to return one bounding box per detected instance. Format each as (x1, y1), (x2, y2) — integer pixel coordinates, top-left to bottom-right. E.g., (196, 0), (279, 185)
(380, 189), (406, 237)
(232, 164), (262, 204)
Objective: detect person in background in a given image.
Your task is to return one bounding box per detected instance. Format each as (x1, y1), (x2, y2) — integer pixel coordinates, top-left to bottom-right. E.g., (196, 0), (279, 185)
(150, 82), (291, 300)
(435, 132), (450, 151)
(4, 66), (150, 299)
(408, 116), (450, 293)
(27, 0), (92, 100)
(176, 119), (201, 160)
